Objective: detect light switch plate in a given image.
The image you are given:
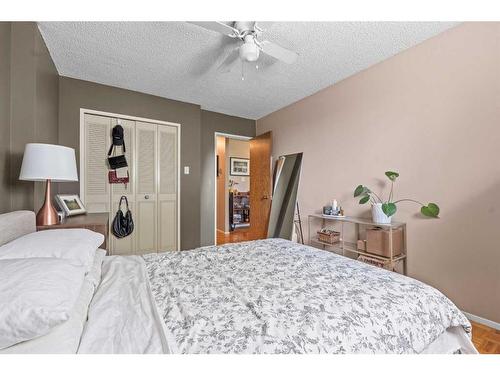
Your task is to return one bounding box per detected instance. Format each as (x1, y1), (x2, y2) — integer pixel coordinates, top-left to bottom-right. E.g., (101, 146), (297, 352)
(184, 166), (190, 175)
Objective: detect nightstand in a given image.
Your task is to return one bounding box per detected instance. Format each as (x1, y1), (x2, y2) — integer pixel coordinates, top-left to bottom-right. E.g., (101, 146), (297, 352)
(37, 213), (110, 252)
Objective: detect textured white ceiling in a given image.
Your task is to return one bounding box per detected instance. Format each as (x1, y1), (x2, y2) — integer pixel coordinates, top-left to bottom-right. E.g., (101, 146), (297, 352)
(38, 22), (458, 119)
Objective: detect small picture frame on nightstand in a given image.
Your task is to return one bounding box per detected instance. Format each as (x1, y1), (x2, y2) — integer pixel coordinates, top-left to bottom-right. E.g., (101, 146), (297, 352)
(55, 194), (86, 217)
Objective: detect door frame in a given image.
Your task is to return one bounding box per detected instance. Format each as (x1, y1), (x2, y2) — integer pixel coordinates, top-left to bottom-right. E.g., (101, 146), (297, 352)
(79, 108), (182, 251)
(213, 132), (252, 245)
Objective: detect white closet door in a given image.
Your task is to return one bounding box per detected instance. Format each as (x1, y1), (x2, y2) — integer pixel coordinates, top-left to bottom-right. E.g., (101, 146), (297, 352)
(135, 121), (157, 254)
(83, 114), (111, 213)
(110, 118), (136, 255)
(157, 125), (178, 251)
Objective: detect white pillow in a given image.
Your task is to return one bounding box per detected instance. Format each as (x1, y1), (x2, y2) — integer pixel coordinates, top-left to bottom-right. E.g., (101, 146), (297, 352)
(0, 250), (106, 354)
(0, 257), (86, 349)
(0, 229), (104, 267)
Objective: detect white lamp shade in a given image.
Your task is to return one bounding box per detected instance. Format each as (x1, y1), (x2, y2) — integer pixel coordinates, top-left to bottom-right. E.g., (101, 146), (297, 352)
(19, 143), (78, 182)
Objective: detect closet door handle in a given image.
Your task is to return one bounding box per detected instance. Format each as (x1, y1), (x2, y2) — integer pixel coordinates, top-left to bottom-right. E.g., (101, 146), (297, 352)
(144, 195), (150, 200)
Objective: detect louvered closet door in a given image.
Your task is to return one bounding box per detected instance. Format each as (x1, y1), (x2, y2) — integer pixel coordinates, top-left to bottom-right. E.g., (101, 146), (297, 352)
(135, 121), (158, 254)
(158, 125), (178, 251)
(83, 114), (111, 213)
(110, 118), (136, 255)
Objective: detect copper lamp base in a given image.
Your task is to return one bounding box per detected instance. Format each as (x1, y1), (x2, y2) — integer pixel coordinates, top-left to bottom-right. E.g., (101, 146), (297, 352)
(36, 179), (59, 226)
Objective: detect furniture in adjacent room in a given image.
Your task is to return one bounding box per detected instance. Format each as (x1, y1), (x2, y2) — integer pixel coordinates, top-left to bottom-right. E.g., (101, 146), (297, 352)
(36, 212), (110, 252)
(229, 192), (250, 230)
(80, 111), (180, 255)
(308, 214), (407, 274)
(19, 143), (79, 226)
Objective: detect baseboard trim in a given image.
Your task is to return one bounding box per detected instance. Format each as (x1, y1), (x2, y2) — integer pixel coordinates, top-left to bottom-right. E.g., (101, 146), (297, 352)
(462, 311), (500, 330)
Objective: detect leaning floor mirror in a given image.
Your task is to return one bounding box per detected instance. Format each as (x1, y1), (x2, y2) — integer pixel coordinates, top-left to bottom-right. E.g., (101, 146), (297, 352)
(267, 152), (303, 240)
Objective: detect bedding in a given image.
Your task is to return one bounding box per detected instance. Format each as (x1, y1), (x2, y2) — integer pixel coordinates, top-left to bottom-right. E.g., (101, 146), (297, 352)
(0, 250), (106, 354)
(80, 239), (474, 354)
(78, 255), (169, 354)
(142, 239), (472, 353)
(421, 327), (476, 354)
(0, 228), (104, 268)
(0, 257), (87, 349)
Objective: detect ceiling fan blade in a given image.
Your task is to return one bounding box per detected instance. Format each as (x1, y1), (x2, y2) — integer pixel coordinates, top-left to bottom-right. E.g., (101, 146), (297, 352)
(254, 22), (275, 32)
(260, 40), (298, 64)
(217, 48), (240, 73)
(188, 22), (239, 37)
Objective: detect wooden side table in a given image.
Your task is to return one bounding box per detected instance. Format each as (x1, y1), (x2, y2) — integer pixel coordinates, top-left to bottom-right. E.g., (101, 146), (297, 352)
(37, 213), (110, 252)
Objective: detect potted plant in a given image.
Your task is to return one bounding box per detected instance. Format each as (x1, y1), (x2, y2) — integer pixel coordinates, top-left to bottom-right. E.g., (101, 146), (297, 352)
(354, 171), (440, 224)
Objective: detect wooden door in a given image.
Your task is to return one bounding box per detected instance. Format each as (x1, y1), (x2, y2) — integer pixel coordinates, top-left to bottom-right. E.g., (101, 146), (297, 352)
(135, 121), (158, 254)
(82, 114), (111, 213)
(249, 131), (272, 240)
(110, 118), (136, 255)
(157, 124), (178, 251)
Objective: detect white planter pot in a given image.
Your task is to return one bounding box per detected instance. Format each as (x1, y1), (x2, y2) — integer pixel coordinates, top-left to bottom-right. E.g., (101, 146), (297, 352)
(371, 203), (392, 224)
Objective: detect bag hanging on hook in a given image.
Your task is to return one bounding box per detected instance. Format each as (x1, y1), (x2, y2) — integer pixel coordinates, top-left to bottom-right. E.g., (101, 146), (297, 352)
(112, 196), (134, 238)
(108, 124), (128, 170)
(107, 122), (129, 186)
(108, 146), (129, 185)
(108, 168), (129, 186)
(108, 155), (128, 170)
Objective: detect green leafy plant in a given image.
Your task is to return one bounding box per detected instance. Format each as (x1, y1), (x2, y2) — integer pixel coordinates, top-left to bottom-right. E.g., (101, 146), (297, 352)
(354, 171), (440, 218)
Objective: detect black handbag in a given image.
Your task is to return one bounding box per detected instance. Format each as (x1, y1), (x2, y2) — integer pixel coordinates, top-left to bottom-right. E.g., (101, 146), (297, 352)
(112, 196), (134, 238)
(108, 125), (128, 170)
(108, 154), (128, 170)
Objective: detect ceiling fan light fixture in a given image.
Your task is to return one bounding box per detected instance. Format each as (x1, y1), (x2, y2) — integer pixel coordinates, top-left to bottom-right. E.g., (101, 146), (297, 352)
(239, 35), (260, 62)
(190, 21), (298, 77)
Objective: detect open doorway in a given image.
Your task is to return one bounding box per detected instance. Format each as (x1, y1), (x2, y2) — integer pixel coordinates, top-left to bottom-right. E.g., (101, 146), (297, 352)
(215, 134), (252, 245)
(213, 131), (272, 246)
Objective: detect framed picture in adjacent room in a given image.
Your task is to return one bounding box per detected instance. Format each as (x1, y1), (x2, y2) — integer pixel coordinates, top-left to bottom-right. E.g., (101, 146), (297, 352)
(55, 194), (87, 217)
(230, 157), (250, 176)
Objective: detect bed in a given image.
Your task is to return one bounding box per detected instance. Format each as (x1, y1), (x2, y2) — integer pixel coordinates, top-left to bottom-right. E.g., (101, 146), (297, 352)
(0, 211), (477, 354)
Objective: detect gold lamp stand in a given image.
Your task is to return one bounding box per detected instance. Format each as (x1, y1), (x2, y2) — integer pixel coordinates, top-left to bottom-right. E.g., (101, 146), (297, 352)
(36, 179), (59, 226)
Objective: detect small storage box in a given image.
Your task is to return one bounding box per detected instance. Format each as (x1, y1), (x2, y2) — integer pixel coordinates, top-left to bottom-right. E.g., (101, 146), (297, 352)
(357, 255), (394, 271)
(317, 230), (340, 244)
(366, 227), (403, 257)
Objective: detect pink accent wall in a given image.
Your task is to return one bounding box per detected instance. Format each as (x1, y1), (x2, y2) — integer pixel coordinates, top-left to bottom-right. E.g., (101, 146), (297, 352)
(257, 23), (500, 323)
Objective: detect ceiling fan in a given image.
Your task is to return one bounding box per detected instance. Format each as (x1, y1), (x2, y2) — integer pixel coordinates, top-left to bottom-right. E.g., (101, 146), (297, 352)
(189, 22), (298, 76)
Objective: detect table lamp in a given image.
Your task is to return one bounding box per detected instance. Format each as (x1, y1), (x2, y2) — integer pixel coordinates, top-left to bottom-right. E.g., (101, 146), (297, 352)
(19, 143), (78, 226)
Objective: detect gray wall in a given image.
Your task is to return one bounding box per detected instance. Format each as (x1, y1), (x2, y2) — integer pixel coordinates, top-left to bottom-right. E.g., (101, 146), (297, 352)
(0, 23), (11, 213)
(0, 22), (59, 213)
(200, 110), (255, 246)
(33, 25), (60, 209)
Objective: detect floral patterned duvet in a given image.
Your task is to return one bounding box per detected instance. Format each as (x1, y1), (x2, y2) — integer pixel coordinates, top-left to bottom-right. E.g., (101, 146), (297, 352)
(142, 239), (470, 354)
